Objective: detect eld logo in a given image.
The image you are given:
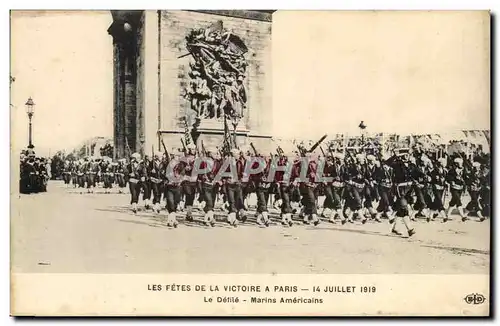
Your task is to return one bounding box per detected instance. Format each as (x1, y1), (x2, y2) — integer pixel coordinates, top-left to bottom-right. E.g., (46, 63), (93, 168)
(464, 293), (486, 305)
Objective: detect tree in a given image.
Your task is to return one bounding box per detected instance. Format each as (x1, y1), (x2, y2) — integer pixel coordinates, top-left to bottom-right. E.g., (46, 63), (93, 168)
(50, 153), (65, 180)
(100, 143), (113, 157)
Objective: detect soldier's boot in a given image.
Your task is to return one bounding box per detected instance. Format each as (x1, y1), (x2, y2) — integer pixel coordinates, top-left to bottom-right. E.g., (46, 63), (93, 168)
(273, 199), (282, 210)
(299, 206), (308, 224)
(402, 216), (415, 237)
(228, 212), (238, 227)
(262, 211), (270, 227)
(172, 212), (179, 228)
(345, 209), (354, 224)
(312, 214), (320, 226)
(208, 210), (216, 226)
(415, 210), (425, 218)
(185, 206), (194, 222)
(476, 210), (484, 222)
(427, 210), (434, 222)
(369, 208), (380, 222)
(328, 213), (336, 224)
(444, 207), (454, 222)
(359, 210), (368, 224)
(322, 207), (331, 219)
(459, 207), (468, 221)
(143, 199), (150, 210)
(336, 209), (345, 224)
(154, 203), (161, 214)
(281, 213), (289, 226)
(238, 209), (247, 223)
(374, 212), (383, 223)
(132, 203), (138, 214)
(256, 213), (264, 226)
(438, 210), (447, 222)
(203, 211), (211, 226)
(166, 212), (176, 227)
(408, 205), (416, 221)
(388, 210), (397, 225)
(390, 217), (401, 235)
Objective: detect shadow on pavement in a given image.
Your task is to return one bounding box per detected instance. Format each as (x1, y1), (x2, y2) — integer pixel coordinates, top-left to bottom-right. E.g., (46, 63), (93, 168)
(420, 244), (489, 256)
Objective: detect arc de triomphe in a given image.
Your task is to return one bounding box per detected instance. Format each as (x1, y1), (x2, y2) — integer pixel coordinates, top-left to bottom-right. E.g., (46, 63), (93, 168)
(107, 10), (274, 158)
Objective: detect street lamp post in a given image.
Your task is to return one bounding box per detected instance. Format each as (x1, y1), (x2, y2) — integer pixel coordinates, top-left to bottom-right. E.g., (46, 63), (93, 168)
(25, 97), (35, 149)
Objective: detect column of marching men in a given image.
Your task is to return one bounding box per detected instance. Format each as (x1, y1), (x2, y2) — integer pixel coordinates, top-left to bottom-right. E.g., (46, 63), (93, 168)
(59, 142), (491, 237)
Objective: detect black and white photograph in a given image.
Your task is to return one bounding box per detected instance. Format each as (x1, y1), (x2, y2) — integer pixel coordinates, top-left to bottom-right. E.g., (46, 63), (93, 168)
(10, 9), (491, 316)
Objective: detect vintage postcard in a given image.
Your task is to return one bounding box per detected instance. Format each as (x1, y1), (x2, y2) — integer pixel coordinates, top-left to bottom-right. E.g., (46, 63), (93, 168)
(10, 10), (490, 316)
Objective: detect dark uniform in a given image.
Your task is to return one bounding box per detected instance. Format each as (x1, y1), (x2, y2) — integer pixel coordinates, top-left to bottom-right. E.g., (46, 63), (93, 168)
(253, 156), (272, 226)
(345, 155), (367, 223)
(465, 163), (483, 218)
(300, 154), (320, 225)
(127, 155), (147, 213)
(429, 160), (448, 220)
(375, 160), (394, 218)
(446, 159), (466, 219)
(388, 154), (415, 237)
(163, 150), (183, 227)
(148, 154), (165, 213)
(198, 151), (221, 226)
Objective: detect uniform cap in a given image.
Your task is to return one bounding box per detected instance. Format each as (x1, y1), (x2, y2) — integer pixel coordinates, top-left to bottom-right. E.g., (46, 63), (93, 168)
(131, 152), (141, 160)
(366, 154), (376, 161)
(472, 161), (481, 168)
(454, 157), (463, 164)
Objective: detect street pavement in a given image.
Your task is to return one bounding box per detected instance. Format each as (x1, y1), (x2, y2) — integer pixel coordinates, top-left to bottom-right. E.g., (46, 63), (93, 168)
(11, 181), (490, 274)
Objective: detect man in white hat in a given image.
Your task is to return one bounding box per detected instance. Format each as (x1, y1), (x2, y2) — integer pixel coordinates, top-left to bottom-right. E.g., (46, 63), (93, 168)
(198, 146), (220, 226)
(364, 154), (382, 222)
(114, 158), (128, 193)
(252, 151), (272, 227)
(479, 161), (490, 221)
(389, 152), (416, 237)
(322, 152), (346, 223)
(428, 157), (448, 222)
(62, 160), (72, 186)
(374, 154), (394, 221)
(445, 157), (467, 221)
(161, 147), (185, 227)
(298, 151), (321, 226)
(148, 151), (165, 214)
(272, 149), (298, 226)
(127, 152), (147, 214)
(343, 153), (368, 224)
(410, 155), (432, 221)
(101, 158), (114, 194)
(181, 143), (198, 222)
(218, 148), (241, 226)
(465, 161), (484, 221)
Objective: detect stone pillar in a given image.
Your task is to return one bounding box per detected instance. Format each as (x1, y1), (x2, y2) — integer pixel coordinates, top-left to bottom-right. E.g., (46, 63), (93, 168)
(108, 11), (142, 158)
(112, 41), (125, 159)
(123, 49), (137, 154)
